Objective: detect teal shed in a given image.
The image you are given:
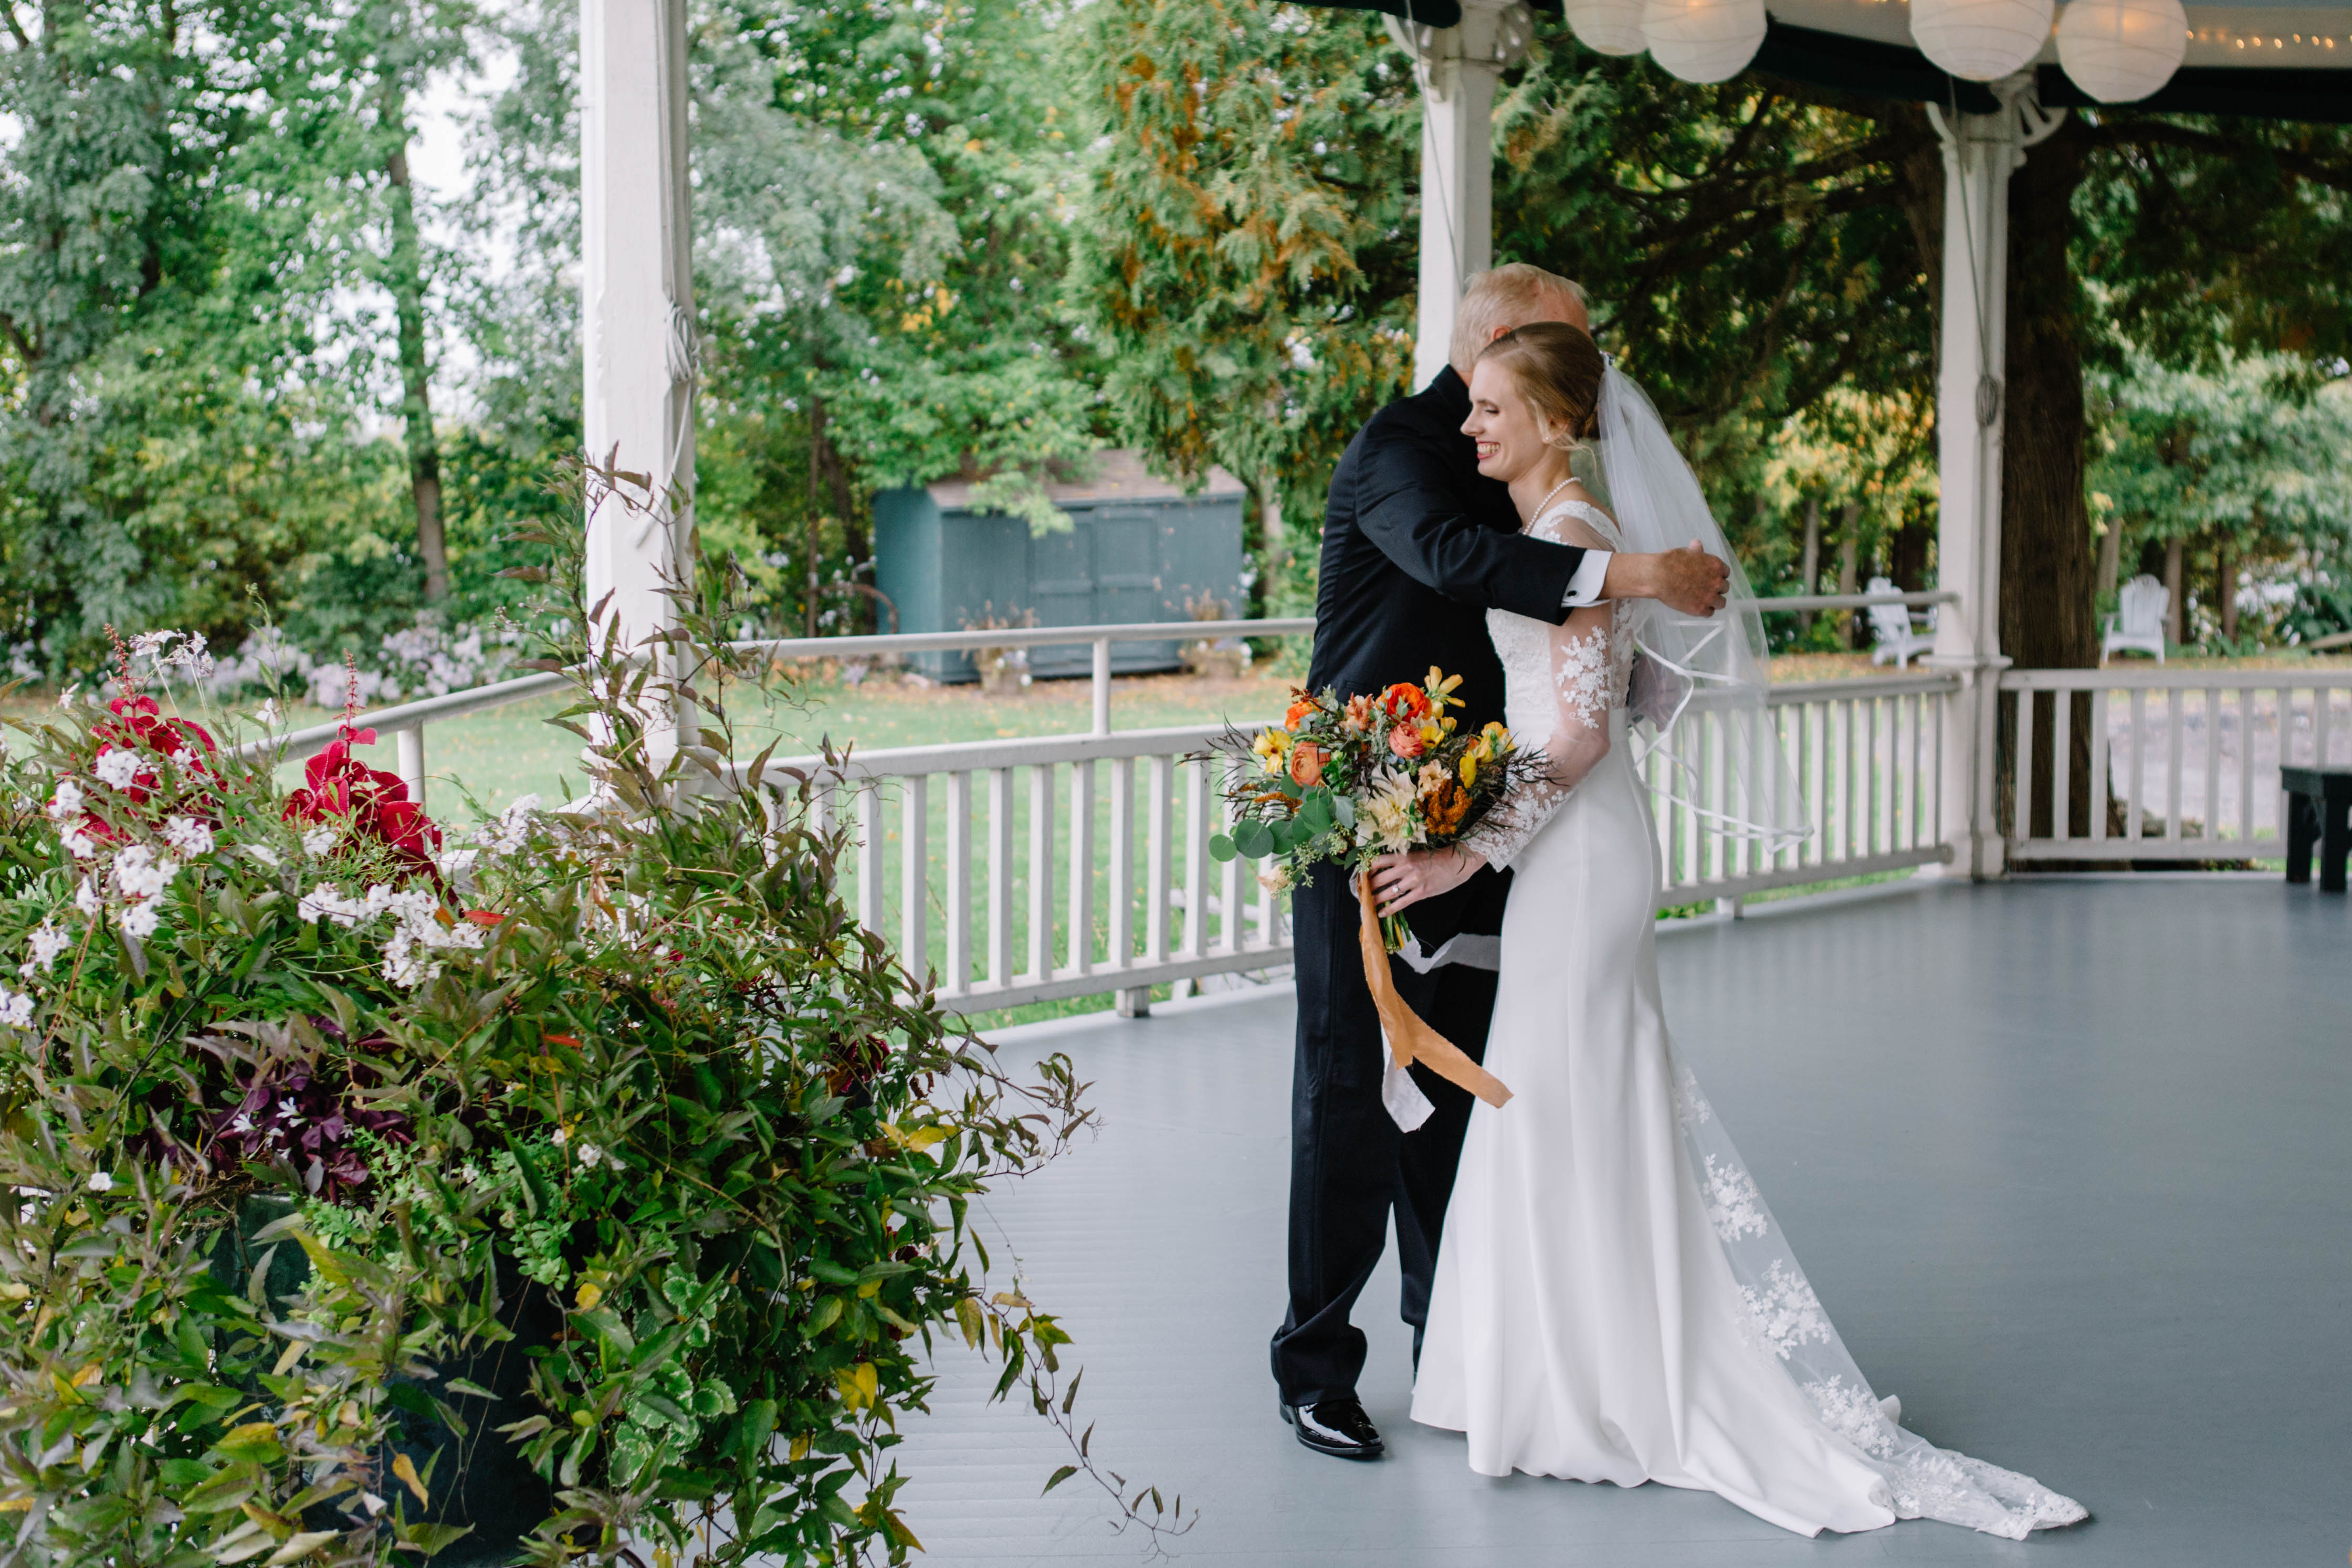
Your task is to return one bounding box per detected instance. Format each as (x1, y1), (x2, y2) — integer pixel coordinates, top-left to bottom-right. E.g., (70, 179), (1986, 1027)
(873, 452), (1250, 682)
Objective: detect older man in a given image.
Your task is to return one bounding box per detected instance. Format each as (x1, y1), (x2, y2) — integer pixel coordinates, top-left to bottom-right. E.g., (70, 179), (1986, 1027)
(1273, 264), (1728, 1461)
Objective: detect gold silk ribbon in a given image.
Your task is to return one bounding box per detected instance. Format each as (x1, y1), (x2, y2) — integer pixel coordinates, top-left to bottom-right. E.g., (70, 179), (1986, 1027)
(1355, 870), (1513, 1110)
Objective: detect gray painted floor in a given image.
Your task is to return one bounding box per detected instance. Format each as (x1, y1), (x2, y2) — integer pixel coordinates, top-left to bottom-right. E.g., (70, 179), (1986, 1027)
(894, 879), (2352, 1565)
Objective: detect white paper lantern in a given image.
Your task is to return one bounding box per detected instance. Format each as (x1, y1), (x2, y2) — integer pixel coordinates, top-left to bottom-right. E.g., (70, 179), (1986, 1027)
(2055, 0), (2188, 101)
(1565, 0), (1649, 56)
(1641, 0), (1767, 83)
(1908, 0), (2055, 81)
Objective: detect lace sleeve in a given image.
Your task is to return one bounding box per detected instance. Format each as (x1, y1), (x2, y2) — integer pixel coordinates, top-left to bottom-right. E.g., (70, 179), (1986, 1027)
(1460, 497), (1629, 870)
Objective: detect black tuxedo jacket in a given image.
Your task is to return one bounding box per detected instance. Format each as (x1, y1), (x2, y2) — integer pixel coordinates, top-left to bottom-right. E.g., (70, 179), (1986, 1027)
(1306, 366), (1588, 733)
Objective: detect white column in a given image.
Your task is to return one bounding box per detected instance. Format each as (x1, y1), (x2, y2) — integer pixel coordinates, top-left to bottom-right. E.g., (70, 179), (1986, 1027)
(581, 0), (696, 729)
(1923, 75), (2062, 880)
(1388, 1), (1533, 391)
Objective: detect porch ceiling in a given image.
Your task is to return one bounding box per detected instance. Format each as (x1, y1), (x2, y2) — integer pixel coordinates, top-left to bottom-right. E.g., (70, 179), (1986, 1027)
(897, 877), (2352, 1564)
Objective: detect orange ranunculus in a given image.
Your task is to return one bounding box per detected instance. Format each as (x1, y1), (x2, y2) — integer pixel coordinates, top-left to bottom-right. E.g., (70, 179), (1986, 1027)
(1342, 693), (1375, 732)
(1289, 742), (1327, 786)
(1285, 693), (1319, 731)
(1378, 682), (1431, 722)
(1388, 724), (1424, 761)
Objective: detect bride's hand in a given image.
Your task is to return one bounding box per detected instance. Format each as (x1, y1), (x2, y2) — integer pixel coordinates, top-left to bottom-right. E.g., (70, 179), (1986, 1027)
(1369, 846), (1487, 916)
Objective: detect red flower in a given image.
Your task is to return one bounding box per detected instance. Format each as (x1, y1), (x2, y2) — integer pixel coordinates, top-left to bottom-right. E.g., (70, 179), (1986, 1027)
(1378, 683), (1431, 722)
(78, 696), (218, 844)
(284, 722), (442, 876)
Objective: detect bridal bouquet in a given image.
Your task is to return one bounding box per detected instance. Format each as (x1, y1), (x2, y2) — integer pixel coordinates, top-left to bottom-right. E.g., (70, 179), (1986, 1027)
(1208, 668), (1531, 949)
(1208, 669), (1526, 1114)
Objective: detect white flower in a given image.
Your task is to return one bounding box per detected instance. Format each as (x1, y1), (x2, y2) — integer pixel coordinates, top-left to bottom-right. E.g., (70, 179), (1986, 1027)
(23, 922), (70, 975)
(245, 844), (282, 869)
(550, 1127), (566, 1145)
(276, 1097), (303, 1129)
(72, 878), (100, 916)
(228, 1112), (254, 1135)
(85, 1172), (112, 1193)
(61, 828), (98, 860)
(119, 902), (160, 940)
(93, 749), (142, 791)
(162, 816), (214, 857)
(575, 1142), (605, 1170)
(298, 883), (370, 927)
(46, 780), (83, 822)
(0, 991), (30, 1028)
(255, 698), (283, 729)
(1359, 772), (1422, 854)
(168, 748), (196, 771)
(474, 795), (542, 856)
(302, 826), (339, 857)
(57, 686), (76, 711)
(112, 846), (177, 902)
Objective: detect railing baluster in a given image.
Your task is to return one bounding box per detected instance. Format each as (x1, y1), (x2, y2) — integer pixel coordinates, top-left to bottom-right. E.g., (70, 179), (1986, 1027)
(1027, 763), (1054, 984)
(1067, 757), (1095, 976)
(395, 725), (426, 811)
(900, 775), (929, 988)
(2012, 686), (2035, 846)
(2201, 688), (2221, 841)
(1180, 757), (1207, 959)
(2126, 688), (2146, 841)
(2238, 688), (2257, 843)
(1146, 755), (1172, 966)
(856, 782), (881, 936)
(2088, 688), (2109, 845)
(944, 771), (971, 997)
(2050, 685), (2072, 843)
(1108, 756), (1135, 971)
(2316, 681), (2334, 767)
(1217, 757), (1243, 956)
(986, 768), (1011, 990)
(2163, 688), (2185, 843)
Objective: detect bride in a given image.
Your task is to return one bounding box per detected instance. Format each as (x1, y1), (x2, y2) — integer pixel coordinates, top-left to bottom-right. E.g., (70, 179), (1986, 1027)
(1367, 322), (2087, 1540)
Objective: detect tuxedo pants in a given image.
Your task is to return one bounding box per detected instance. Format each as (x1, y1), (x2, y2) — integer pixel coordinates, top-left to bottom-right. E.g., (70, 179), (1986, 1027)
(1270, 864), (1506, 1407)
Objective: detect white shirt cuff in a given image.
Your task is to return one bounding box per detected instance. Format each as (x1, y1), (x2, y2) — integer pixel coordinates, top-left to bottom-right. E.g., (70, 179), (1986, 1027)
(1561, 551), (1612, 607)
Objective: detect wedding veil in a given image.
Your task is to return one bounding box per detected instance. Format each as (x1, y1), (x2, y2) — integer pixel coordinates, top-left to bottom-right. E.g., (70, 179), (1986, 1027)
(1594, 362), (1810, 848)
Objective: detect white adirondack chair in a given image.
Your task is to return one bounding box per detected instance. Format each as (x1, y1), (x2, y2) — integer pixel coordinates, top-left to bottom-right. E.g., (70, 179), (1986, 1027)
(2102, 574), (2169, 664)
(1866, 577), (1934, 667)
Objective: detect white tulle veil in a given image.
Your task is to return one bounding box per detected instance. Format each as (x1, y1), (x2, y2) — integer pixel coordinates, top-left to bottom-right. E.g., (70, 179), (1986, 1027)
(1591, 361), (1810, 848)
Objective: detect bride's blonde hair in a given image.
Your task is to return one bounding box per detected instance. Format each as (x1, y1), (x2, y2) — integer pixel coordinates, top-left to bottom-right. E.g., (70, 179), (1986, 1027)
(1478, 322), (1605, 453)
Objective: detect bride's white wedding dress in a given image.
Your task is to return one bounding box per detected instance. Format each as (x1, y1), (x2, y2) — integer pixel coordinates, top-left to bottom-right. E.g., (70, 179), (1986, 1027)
(1409, 496), (2086, 1541)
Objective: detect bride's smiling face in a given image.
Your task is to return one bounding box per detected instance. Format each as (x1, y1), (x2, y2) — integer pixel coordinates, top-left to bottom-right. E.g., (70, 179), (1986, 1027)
(1462, 362), (1563, 482)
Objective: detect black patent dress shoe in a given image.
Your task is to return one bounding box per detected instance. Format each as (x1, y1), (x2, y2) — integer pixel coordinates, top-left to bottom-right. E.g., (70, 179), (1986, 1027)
(1279, 1394), (1385, 1460)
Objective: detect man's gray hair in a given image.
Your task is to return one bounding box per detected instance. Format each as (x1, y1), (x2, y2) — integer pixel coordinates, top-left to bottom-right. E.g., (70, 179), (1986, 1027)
(1449, 262), (1589, 377)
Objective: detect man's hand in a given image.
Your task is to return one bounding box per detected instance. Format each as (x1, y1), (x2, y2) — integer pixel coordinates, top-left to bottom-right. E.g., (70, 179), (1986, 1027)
(1604, 541), (1730, 617)
(1369, 846), (1487, 917)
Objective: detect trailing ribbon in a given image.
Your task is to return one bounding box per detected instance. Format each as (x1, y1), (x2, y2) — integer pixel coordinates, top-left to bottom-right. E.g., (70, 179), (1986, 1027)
(1356, 870), (1513, 1113)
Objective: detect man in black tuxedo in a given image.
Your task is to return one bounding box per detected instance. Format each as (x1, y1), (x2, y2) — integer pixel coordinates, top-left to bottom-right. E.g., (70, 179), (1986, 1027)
(1273, 265), (1730, 1460)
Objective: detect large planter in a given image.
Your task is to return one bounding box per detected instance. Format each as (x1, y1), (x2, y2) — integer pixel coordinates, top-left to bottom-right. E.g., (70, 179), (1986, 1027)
(209, 1201), (564, 1567)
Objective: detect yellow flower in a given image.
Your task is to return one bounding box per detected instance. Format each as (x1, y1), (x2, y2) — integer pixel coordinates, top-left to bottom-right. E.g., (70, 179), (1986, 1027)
(1460, 753), (1478, 788)
(1424, 667), (1465, 712)
(1419, 721), (1441, 745)
(1251, 728), (1291, 773)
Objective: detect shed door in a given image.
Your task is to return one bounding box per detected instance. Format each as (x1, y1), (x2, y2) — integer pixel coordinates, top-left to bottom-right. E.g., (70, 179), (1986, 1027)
(1089, 508), (1161, 625)
(1028, 523), (1094, 629)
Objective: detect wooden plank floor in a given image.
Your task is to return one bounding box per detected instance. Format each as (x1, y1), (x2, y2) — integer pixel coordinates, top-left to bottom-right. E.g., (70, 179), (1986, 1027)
(894, 878), (2352, 1565)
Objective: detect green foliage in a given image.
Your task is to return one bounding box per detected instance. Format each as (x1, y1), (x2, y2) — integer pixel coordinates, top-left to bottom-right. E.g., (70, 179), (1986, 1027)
(0, 490), (1183, 1565)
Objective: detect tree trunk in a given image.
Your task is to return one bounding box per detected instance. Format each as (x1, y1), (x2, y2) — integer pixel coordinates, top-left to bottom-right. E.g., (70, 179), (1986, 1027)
(2096, 520), (2121, 598)
(1835, 502), (1860, 649)
(382, 83), (447, 604)
(2213, 543), (2229, 642)
(1998, 121), (2098, 840)
(1888, 508), (1930, 593)
(807, 394), (865, 633)
(1798, 496), (1821, 636)
(2163, 537), (2183, 645)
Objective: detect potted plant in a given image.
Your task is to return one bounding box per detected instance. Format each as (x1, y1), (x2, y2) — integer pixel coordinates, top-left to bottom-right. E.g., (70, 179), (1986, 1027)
(1178, 596), (1248, 681)
(0, 481), (1179, 1566)
(960, 608), (1034, 697)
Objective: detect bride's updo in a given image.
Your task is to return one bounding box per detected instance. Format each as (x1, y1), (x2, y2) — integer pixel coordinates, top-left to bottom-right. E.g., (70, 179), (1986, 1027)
(1477, 321), (1605, 451)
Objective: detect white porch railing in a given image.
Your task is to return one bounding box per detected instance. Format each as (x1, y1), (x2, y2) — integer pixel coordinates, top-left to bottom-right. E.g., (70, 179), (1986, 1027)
(234, 601), (1966, 1015)
(1999, 666), (2352, 860)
